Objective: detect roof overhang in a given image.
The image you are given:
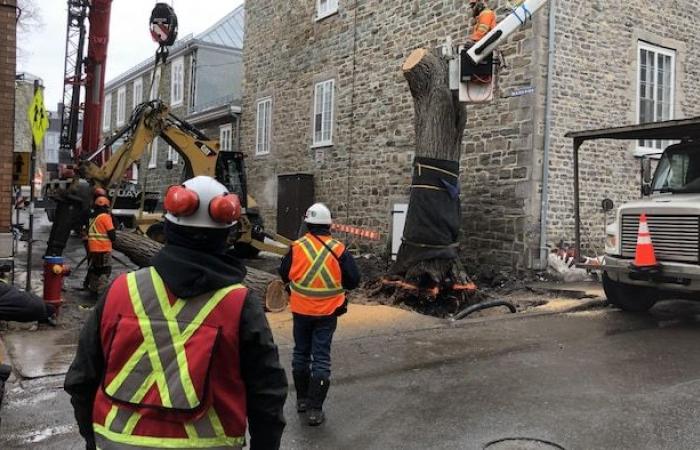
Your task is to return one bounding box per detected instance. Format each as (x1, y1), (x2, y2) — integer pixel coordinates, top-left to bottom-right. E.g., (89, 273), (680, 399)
(566, 116), (700, 143)
(187, 104), (241, 125)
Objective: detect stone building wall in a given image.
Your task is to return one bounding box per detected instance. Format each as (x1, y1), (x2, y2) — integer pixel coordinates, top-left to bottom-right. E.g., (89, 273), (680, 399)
(542, 0), (700, 257)
(244, 0), (700, 271)
(243, 0), (542, 270)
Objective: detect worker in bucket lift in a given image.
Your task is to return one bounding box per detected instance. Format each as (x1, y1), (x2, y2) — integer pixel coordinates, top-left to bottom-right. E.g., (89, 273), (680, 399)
(65, 176), (288, 449)
(466, 0), (497, 47)
(279, 203), (361, 426)
(84, 196), (116, 295)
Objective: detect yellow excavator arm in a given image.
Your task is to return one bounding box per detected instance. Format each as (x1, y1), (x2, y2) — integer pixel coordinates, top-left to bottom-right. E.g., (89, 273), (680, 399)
(81, 101), (220, 189)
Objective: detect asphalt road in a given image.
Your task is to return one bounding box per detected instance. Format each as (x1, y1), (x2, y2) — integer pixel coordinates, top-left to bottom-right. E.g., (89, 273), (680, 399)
(3, 301), (700, 449)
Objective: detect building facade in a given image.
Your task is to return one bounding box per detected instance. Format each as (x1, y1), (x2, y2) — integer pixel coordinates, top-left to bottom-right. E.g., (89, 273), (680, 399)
(100, 6), (245, 198)
(242, 0), (700, 271)
(0, 0), (16, 245)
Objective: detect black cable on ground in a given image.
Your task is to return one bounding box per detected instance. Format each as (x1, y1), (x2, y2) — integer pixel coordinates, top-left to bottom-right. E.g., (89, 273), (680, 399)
(452, 299), (517, 321)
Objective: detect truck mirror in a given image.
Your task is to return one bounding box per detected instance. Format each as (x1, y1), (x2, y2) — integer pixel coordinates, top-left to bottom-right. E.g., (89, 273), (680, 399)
(601, 198), (614, 212)
(642, 158), (652, 184)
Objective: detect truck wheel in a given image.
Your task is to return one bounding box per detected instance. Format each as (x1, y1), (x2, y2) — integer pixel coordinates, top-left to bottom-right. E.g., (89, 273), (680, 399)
(602, 272), (658, 312)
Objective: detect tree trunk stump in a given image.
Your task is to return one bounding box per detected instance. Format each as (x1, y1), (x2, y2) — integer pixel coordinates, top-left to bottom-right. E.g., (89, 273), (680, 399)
(114, 231), (280, 304)
(386, 48), (472, 303)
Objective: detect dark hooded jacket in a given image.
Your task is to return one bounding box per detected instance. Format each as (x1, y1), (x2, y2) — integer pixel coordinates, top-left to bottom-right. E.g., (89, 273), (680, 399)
(64, 243), (288, 450)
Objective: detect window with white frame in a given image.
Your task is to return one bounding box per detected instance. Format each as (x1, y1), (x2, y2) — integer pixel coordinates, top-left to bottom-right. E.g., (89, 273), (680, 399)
(148, 142), (158, 169)
(133, 77), (143, 109)
(313, 79), (334, 147)
(637, 42), (676, 153)
(150, 68), (162, 100)
(220, 124), (233, 152)
(317, 0), (338, 20)
(256, 98), (272, 155)
(167, 145), (180, 163)
(171, 57), (184, 106)
(102, 93), (112, 131)
(116, 86), (127, 126)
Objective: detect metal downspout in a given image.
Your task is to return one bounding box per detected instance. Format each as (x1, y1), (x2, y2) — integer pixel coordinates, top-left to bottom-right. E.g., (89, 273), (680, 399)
(539, 0), (556, 269)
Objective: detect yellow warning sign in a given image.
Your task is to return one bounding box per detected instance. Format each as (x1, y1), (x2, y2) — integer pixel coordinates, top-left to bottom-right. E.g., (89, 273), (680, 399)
(27, 89), (49, 148)
(13, 153), (30, 186)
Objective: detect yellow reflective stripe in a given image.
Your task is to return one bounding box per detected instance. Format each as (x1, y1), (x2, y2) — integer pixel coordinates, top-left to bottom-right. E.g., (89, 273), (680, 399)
(296, 238), (315, 262)
(126, 272), (173, 408)
(104, 405), (119, 430)
(150, 267), (199, 409)
(477, 24), (490, 31)
(105, 344), (147, 397)
(94, 424), (245, 448)
(180, 284), (241, 341)
(122, 411), (142, 435)
(131, 371), (156, 403)
(88, 235), (111, 240)
(185, 423), (198, 439)
(208, 409), (226, 438)
(290, 282), (345, 298)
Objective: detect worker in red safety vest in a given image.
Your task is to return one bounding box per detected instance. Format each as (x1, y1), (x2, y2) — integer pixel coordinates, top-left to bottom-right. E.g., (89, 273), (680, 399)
(279, 203), (360, 426)
(84, 196), (116, 295)
(65, 176), (288, 450)
(466, 0), (497, 47)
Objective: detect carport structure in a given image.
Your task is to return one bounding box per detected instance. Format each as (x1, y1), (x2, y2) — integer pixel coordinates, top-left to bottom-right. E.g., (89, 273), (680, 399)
(565, 116), (700, 264)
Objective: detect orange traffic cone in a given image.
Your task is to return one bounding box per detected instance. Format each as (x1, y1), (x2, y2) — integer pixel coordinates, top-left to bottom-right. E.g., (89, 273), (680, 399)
(632, 213), (658, 268)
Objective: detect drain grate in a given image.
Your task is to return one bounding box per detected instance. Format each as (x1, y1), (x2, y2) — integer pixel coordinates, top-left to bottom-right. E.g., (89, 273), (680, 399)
(484, 437), (565, 450)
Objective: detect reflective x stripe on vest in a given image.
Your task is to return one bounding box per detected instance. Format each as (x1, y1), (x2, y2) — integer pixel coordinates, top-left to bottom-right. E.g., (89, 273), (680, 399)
(290, 237), (344, 298)
(88, 215), (110, 242)
(94, 268), (245, 449)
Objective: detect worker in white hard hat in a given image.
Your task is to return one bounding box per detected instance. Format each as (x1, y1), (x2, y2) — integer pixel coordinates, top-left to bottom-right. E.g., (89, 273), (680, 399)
(279, 202), (360, 426)
(66, 176), (288, 450)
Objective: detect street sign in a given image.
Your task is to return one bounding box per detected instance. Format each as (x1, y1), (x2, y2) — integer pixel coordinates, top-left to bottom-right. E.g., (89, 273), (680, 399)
(12, 152), (30, 186)
(27, 88), (49, 148)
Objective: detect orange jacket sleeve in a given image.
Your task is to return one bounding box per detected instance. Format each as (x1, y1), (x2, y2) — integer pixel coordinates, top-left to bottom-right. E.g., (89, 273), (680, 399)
(96, 214), (115, 234)
(469, 9), (497, 42)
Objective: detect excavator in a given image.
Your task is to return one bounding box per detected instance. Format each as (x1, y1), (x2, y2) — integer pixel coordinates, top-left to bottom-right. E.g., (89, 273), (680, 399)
(45, 1), (290, 260)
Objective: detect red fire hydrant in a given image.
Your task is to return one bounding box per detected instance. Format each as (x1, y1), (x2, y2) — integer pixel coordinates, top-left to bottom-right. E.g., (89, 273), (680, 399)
(43, 256), (70, 315)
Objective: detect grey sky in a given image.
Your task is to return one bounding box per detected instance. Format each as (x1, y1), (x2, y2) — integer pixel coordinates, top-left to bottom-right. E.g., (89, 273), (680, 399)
(17, 0), (243, 110)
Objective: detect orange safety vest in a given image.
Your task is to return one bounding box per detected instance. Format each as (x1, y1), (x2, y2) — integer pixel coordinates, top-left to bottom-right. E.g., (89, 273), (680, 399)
(289, 234), (346, 316)
(93, 267), (248, 449)
(88, 213), (114, 253)
(470, 8), (497, 42)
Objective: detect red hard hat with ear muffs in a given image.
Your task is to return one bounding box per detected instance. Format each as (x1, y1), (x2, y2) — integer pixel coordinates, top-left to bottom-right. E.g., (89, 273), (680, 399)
(164, 176), (241, 228)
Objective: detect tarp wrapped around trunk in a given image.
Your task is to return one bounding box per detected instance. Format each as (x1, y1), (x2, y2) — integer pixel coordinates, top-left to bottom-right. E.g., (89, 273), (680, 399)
(392, 157), (461, 273)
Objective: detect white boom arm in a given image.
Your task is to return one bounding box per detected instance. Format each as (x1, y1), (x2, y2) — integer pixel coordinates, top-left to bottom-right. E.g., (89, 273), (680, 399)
(467, 0), (549, 65)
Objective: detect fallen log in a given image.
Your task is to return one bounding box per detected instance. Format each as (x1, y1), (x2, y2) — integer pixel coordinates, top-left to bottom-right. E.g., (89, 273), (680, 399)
(114, 231), (283, 305)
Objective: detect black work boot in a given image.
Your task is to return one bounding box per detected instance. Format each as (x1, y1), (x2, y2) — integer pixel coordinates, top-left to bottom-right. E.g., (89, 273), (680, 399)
(292, 370), (311, 413)
(307, 376), (330, 426)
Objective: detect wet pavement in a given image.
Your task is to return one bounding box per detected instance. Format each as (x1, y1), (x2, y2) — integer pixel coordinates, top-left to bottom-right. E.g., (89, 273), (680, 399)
(3, 300), (700, 448)
(3, 209), (700, 449)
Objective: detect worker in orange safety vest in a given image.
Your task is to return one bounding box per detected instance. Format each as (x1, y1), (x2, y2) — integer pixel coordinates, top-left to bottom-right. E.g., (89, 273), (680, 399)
(279, 203), (360, 426)
(85, 196), (116, 296)
(466, 0), (497, 47)
(65, 176), (288, 449)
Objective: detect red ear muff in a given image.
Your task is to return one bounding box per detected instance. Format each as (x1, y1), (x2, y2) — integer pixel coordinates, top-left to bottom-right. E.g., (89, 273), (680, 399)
(209, 193), (241, 224)
(164, 185), (199, 217)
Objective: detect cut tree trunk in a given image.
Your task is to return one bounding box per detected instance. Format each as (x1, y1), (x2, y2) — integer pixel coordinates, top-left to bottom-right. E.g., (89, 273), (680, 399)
(387, 48), (470, 301)
(114, 231), (279, 303)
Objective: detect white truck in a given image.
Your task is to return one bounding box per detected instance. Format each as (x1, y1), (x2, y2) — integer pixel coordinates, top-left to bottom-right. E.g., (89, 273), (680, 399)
(568, 118), (700, 312)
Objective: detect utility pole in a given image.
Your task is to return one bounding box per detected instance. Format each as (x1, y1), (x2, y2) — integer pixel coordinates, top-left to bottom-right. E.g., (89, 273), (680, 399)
(25, 80), (41, 291)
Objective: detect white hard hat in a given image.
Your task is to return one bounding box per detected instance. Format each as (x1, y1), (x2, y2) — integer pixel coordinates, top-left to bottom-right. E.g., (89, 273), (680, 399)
(164, 176), (241, 229)
(304, 203), (332, 225)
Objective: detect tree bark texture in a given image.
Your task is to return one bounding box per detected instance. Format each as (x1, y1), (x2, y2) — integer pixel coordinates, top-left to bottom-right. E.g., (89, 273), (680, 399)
(389, 48), (469, 296)
(114, 231), (279, 303)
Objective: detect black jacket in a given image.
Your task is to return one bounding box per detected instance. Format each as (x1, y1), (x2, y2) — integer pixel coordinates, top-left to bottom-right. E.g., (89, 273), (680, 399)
(0, 281), (50, 322)
(64, 245), (288, 450)
(279, 229), (361, 291)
